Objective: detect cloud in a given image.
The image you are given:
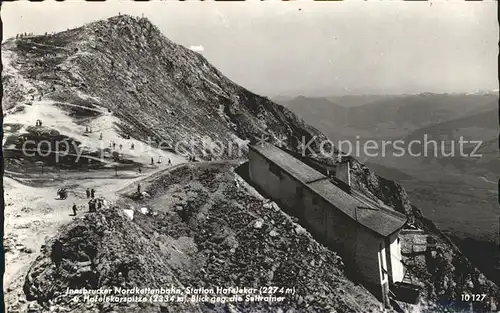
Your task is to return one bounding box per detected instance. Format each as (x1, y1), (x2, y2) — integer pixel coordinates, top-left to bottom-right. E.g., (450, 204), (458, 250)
(189, 45), (205, 52)
(214, 9), (229, 28)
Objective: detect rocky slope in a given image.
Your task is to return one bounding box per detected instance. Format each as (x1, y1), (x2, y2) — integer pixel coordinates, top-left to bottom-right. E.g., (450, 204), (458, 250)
(18, 163), (384, 313)
(2, 15), (499, 312)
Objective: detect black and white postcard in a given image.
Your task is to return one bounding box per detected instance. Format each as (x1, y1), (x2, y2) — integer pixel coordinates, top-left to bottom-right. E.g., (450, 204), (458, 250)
(1, 1), (499, 312)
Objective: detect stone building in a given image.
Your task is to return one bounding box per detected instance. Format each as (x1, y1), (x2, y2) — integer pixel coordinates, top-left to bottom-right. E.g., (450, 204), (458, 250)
(248, 143), (407, 306)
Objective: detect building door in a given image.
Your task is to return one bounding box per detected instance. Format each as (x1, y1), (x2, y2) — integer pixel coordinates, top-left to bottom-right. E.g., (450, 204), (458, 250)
(379, 244), (388, 281)
(378, 243), (390, 308)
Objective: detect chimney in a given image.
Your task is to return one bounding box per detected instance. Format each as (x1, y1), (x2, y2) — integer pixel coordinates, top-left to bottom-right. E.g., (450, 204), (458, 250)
(335, 159), (351, 187)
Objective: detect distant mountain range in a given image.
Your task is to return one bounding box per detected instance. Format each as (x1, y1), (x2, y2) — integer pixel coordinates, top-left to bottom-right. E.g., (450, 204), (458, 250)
(275, 93), (497, 142)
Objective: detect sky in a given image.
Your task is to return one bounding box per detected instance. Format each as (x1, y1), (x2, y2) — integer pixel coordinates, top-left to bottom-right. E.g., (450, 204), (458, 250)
(1, 0), (498, 97)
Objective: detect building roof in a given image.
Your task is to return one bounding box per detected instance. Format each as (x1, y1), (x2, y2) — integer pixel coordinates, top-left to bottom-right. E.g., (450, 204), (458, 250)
(309, 180), (407, 237)
(250, 143), (326, 183)
(249, 143), (407, 237)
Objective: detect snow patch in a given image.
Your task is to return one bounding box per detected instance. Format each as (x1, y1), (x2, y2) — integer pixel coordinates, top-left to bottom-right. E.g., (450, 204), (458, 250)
(123, 209), (134, 220)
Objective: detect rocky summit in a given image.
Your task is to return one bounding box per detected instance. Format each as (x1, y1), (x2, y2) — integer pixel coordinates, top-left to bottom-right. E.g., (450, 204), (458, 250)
(3, 14), (326, 159)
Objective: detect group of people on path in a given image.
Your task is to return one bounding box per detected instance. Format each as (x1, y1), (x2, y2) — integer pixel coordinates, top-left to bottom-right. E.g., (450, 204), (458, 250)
(86, 188), (95, 198)
(70, 187), (103, 216)
(88, 197), (104, 213)
(150, 156), (171, 165)
(90, 129), (136, 152)
(72, 188), (98, 215)
(80, 127), (179, 169)
(70, 188), (100, 215)
(86, 188), (105, 212)
(109, 141), (124, 151)
(138, 156), (172, 173)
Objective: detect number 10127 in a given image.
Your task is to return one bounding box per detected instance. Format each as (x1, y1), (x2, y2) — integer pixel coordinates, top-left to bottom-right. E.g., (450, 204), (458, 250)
(461, 294), (486, 302)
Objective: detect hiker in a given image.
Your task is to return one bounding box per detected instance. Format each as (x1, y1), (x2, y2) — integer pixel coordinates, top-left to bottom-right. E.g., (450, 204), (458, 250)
(99, 133), (103, 140)
(97, 199), (102, 210)
(88, 199), (95, 212)
(90, 188), (95, 198)
(112, 142), (116, 149)
(85, 126), (89, 133)
(151, 157), (154, 165)
(157, 156), (162, 164)
(86, 188), (90, 198)
(119, 144), (123, 150)
(137, 183), (141, 194)
(72, 203), (77, 216)
(89, 126), (92, 133)
(57, 188), (68, 200)
(130, 143), (135, 150)
(168, 159), (171, 166)
(138, 167), (142, 174)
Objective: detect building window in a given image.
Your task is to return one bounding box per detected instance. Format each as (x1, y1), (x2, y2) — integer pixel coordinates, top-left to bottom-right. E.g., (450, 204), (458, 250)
(296, 187), (304, 198)
(269, 163), (282, 178)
